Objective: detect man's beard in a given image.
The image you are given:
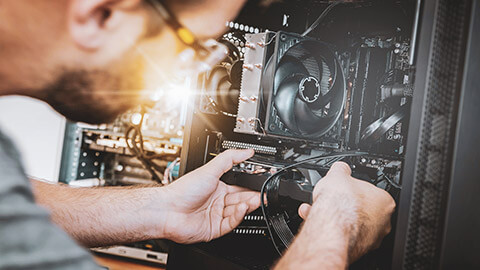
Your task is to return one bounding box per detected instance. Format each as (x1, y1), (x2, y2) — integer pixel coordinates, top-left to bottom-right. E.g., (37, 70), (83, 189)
(41, 67), (144, 124)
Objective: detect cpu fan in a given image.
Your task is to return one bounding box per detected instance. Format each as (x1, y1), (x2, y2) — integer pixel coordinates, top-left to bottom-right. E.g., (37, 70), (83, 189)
(262, 34), (346, 139)
(202, 37), (243, 116)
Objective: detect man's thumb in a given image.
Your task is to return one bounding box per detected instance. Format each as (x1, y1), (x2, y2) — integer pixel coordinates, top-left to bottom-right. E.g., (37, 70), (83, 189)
(298, 203), (311, 219)
(201, 149), (254, 178)
(326, 162), (352, 178)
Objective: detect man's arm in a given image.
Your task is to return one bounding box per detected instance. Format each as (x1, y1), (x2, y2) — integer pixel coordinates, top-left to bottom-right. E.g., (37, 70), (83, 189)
(275, 162), (396, 269)
(31, 180), (170, 247)
(31, 149), (260, 248)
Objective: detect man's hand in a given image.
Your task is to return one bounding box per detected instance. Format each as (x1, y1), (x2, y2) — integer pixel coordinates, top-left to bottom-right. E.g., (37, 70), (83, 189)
(275, 162), (395, 269)
(31, 149), (258, 247)
(298, 162), (395, 262)
(160, 149), (260, 244)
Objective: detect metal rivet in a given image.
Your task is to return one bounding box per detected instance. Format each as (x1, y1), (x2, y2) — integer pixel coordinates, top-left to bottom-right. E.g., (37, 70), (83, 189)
(245, 42), (256, 49)
(239, 96), (249, 102)
(242, 64), (253, 70)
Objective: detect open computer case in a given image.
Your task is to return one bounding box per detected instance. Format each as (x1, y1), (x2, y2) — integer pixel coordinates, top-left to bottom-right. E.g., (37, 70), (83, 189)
(166, 0), (480, 269)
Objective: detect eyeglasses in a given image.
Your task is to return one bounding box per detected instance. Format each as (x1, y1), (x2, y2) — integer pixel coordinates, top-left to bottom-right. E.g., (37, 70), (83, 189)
(144, 0), (228, 76)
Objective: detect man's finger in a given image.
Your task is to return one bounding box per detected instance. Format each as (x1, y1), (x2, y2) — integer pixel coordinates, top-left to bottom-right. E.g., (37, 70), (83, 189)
(220, 203), (248, 235)
(245, 194), (261, 214)
(223, 204), (238, 217)
(226, 185), (253, 193)
(224, 192), (260, 217)
(200, 149), (254, 179)
(298, 203), (311, 219)
(326, 161), (352, 178)
(225, 190), (259, 206)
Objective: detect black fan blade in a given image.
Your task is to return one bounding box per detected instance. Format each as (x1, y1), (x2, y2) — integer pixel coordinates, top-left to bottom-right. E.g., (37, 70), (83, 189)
(301, 42), (339, 111)
(261, 56), (276, 109)
(274, 55), (309, 93)
(217, 76), (233, 109)
(206, 65), (239, 111)
(273, 76), (304, 133)
(207, 66), (229, 92)
(317, 59), (338, 108)
(309, 75), (335, 110)
(294, 99), (335, 135)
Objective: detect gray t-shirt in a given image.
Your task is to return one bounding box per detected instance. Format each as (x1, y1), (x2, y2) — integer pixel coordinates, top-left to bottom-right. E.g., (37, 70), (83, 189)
(0, 127), (100, 269)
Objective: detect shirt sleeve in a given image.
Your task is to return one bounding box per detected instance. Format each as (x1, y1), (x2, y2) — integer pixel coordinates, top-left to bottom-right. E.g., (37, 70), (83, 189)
(0, 129), (101, 270)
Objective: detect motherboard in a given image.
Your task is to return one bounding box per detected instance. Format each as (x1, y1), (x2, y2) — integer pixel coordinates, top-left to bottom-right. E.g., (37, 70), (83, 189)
(179, 0), (418, 269)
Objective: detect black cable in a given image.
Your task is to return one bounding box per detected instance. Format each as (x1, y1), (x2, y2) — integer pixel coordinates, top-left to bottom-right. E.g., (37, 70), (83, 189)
(124, 108), (167, 183)
(302, 2), (342, 37)
(206, 93), (238, 118)
(260, 174), (284, 256)
(125, 126), (163, 183)
(203, 37), (242, 118)
(260, 151), (367, 255)
(204, 64), (238, 118)
(382, 173), (402, 190)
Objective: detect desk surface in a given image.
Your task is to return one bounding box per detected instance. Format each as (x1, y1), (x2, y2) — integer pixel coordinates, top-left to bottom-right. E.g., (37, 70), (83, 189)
(94, 254), (166, 270)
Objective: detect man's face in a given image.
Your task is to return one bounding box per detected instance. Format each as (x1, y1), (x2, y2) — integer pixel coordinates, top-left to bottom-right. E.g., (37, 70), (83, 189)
(0, 0), (246, 124)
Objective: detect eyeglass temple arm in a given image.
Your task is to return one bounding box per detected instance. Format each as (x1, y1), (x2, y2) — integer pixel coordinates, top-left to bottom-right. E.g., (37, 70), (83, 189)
(144, 0), (209, 53)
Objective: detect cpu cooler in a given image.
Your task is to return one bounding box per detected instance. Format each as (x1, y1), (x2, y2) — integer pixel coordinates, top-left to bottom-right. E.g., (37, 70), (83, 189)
(235, 32), (346, 141)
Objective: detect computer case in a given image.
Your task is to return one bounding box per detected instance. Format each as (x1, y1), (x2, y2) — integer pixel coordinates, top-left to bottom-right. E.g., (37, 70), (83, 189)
(168, 0), (480, 269)
(393, 0), (480, 269)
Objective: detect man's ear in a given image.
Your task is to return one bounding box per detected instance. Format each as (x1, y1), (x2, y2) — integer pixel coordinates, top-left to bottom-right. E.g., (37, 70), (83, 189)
(69, 0), (143, 50)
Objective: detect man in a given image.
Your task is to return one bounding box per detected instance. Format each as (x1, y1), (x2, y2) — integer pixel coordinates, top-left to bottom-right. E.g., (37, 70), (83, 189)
(0, 0), (395, 269)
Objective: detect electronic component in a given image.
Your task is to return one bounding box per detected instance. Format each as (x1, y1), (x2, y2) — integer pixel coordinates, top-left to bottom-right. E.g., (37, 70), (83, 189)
(176, 1), (418, 269)
(236, 31), (346, 142)
(221, 140), (277, 155)
(92, 240), (169, 265)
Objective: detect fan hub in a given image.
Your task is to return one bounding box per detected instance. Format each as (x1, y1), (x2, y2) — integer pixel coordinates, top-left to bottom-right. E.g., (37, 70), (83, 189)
(299, 76), (321, 103)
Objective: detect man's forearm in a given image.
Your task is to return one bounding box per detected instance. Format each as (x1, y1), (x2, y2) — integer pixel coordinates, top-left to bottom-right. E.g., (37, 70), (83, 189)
(274, 193), (356, 270)
(31, 180), (168, 247)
